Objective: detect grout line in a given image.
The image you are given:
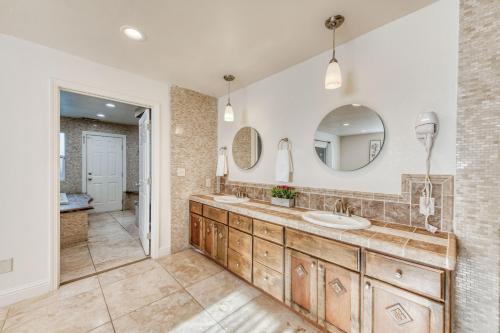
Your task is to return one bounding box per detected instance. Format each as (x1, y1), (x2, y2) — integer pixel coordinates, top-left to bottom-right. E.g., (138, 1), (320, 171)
(95, 274), (117, 333)
(1, 307), (11, 331)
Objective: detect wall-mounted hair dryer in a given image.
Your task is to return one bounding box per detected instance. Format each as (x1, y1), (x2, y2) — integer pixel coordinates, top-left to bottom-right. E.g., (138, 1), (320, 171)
(415, 111), (439, 233)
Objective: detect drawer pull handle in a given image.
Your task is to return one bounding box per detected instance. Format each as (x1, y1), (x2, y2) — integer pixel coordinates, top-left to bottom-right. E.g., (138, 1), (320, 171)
(311, 261), (316, 268)
(263, 228), (269, 234)
(237, 240), (241, 246)
(365, 282), (371, 290)
(264, 275), (269, 281)
(395, 269), (403, 279)
(264, 251), (268, 257)
(236, 263), (240, 267)
(237, 220), (241, 225)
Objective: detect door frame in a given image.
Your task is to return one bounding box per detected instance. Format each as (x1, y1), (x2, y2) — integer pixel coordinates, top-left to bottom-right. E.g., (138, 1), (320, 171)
(50, 79), (161, 290)
(81, 131), (127, 196)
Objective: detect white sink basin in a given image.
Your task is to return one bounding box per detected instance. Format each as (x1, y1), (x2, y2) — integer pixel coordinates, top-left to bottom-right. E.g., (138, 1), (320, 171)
(213, 195), (250, 204)
(302, 211), (371, 230)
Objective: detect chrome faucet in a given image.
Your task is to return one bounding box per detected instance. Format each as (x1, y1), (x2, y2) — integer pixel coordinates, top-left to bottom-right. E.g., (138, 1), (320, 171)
(333, 198), (354, 217)
(232, 187), (247, 198)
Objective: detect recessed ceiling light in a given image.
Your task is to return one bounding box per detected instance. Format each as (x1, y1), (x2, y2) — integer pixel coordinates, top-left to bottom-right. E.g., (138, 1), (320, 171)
(121, 26), (146, 41)
(106, 103), (115, 108)
(352, 103), (361, 107)
(96, 113), (106, 118)
(343, 123), (350, 126)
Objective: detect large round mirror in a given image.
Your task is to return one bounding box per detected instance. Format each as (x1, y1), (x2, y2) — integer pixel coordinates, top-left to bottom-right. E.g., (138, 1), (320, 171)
(314, 104), (385, 171)
(232, 127), (263, 170)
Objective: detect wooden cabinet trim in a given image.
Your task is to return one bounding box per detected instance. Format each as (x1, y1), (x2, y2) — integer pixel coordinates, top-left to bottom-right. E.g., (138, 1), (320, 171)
(228, 227), (253, 258)
(362, 277), (445, 333)
(253, 219), (284, 244)
(286, 228), (360, 272)
(365, 251), (445, 300)
(189, 201), (203, 215)
(253, 237), (284, 273)
(189, 213), (203, 250)
(203, 205), (228, 224)
(228, 212), (253, 234)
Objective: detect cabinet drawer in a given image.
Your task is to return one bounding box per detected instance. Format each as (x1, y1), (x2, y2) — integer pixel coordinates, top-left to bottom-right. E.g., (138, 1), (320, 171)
(286, 229), (360, 272)
(228, 228), (252, 258)
(228, 248), (252, 282)
(253, 237), (284, 273)
(229, 212), (252, 234)
(365, 251), (445, 300)
(253, 261), (284, 302)
(253, 219), (283, 244)
(189, 201), (203, 215)
(203, 205), (228, 224)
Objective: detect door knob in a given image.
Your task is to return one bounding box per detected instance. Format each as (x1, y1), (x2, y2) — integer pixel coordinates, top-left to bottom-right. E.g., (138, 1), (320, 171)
(88, 178), (93, 181)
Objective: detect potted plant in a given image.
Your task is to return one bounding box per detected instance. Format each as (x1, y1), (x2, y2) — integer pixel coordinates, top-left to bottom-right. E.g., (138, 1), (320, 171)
(271, 185), (298, 207)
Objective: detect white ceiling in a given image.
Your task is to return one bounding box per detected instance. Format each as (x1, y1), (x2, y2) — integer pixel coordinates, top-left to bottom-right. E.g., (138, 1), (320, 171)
(0, 0), (434, 97)
(317, 105), (384, 136)
(60, 90), (143, 125)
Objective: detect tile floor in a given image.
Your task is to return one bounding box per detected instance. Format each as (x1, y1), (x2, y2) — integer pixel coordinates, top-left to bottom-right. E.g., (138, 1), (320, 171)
(1, 249), (321, 333)
(60, 210), (147, 283)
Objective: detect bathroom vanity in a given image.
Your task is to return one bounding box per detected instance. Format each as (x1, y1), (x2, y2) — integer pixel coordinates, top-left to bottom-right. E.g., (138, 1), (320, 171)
(189, 194), (456, 333)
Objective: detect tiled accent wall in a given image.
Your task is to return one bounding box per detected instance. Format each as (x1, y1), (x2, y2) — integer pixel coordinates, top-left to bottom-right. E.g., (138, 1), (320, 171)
(454, 1), (500, 332)
(60, 117), (139, 194)
(221, 174), (454, 231)
(170, 86), (217, 253)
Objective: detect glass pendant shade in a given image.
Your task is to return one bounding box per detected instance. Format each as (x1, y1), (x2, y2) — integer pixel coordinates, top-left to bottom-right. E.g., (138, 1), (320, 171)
(325, 59), (342, 89)
(224, 103), (234, 122)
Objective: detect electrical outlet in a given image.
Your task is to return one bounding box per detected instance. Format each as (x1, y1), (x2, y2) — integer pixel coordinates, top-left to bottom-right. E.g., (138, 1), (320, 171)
(0, 258), (13, 274)
(419, 196), (435, 215)
(176, 168), (186, 177)
(205, 178), (211, 188)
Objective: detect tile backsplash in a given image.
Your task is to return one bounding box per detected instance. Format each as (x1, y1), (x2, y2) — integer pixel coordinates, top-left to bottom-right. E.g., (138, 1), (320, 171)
(220, 174), (454, 232)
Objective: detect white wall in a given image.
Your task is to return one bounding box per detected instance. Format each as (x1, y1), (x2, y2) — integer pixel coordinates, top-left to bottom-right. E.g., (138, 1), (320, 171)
(0, 34), (171, 305)
(340, 132), (384, 170)
(218, 0), (458, 194)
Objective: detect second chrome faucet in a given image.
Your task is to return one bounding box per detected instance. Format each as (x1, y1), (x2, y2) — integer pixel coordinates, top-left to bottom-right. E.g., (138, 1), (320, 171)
(333, 198), (354, 217)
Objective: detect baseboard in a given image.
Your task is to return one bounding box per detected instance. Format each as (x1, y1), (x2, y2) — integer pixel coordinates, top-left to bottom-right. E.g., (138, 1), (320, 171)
(0, 279), (51, 307)
(157, 246), (171, 258)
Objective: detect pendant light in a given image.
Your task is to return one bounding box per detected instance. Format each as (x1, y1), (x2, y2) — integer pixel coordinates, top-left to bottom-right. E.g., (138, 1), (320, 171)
(324, 15), (344, 90)
(223, 74), (235, 122)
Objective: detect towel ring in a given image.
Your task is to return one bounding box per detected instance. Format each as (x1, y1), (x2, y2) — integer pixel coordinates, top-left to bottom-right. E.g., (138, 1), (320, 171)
(278, 138), (291, 150)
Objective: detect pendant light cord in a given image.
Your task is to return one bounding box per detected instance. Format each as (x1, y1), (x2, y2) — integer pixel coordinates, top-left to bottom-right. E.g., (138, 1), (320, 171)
(227, 80), (231, 104)
(331, 27), (336, 60)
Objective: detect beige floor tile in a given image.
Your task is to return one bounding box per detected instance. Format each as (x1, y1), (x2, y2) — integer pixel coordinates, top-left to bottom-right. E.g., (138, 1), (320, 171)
(3, 288), (110, 333)
(0, 306), (8, 331)
(113, 290), (218, 333)
(8, 277), (100, 318)
(98, 259), (159, 286)
(186, 270), (261, 322)
(88, 322), (115, 333)
(220, 294), (321, 333)
(110, 210), (134, 219)
(157, 249), (223, 287)
(89, 213), (116, 223)
(101, 266), (182, 319)
(60, 244), (96, 283)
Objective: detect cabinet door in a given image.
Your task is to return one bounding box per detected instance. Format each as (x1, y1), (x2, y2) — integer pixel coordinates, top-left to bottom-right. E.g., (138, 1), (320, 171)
(318, 260), (360, 333)
(285, 249), (318, 322)
(203, 218), (216, 258)
(214, 222), (228, 267)
(362, 277), (444, 333)
(189, 213), (203, 250)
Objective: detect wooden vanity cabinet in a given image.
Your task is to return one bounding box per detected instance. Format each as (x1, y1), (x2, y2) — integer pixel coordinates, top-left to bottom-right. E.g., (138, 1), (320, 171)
(362, 277), (445, 333)
(318, 260), (360, 333)
(202, 218), (216, 257)
(189, 213), (203, 250)
(285, 249), (318, 322)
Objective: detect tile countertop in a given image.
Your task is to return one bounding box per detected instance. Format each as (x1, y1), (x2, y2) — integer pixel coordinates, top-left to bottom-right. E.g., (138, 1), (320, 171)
(190, 194), (457, 271)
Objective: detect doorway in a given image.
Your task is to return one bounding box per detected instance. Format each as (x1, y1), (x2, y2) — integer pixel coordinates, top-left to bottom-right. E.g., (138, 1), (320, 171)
(56, 88), (154, 284)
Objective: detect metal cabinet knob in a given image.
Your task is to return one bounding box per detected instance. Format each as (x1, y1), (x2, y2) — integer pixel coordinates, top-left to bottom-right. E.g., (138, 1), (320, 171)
(263, 228), (269, 234)
(395, 269), (403, 279)
(264, 275), (269, 281)
(237, 240), (241, 246)
(311, 261), (316, 268)
(236, 263), (240, 267)
(365, 282), (371, 290)
(264, 251), (268, 257)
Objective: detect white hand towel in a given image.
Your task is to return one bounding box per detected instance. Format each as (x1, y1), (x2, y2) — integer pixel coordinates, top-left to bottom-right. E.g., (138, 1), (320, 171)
(275, 148), (293, 182)
(216, 153), (228, 177)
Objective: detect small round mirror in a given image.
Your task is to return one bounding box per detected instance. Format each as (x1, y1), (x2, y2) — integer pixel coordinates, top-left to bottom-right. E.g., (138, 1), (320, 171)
(314, 104), (385, 171)
(232, 127), (263, 170)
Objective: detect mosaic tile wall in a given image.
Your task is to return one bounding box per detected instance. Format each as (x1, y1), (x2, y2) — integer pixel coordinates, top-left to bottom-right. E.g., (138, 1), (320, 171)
(60, 117), (139, 194)
(454, 0), (500, 331)
(170, 86), (217, 252)
(221, 174), (454, 231)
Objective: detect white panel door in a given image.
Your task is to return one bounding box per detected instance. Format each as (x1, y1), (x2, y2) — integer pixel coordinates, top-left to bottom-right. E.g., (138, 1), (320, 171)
(138, 109), (151, 255)
(86, 135), (123, 212)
